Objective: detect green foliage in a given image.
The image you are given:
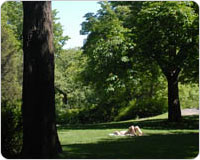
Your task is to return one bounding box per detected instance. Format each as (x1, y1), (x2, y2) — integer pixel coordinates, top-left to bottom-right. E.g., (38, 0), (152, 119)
(56, 108), (80, 124)
(81, 2), (133, 91)
(52, 9), (70, 55)
(80, 2), (138, 121)
(1, 3), (23, 157)
(1, 3), (199, 153)
(115, 98), (168, 121)
(134, 1), (198, 80)
(78, 1), (199, 123)
(56, 104), (115, 124)
(1, 2), (23, 103)
(1, 101), (22, 158)
(179, 83), (199, 109)
(55, 48), (94, 110)
(1, 1), (23, 43)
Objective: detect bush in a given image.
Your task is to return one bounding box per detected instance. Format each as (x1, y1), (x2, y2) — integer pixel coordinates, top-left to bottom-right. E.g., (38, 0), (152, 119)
(56, 103), (117, 124)
(179, 83), (199, 109)
(56, 108), (80, 124)
(78, 106), (108, 124)
(1, 101), (22, 158)
(56, 97), (168, 124)
(115, 98), (168, 121)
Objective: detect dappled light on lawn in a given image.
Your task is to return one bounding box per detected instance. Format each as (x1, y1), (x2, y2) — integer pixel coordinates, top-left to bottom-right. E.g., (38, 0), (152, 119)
(57, 115), (199, 159)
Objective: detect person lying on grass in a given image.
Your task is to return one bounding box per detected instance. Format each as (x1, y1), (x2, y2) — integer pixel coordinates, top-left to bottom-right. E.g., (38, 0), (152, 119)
(113, 125), (143, 136)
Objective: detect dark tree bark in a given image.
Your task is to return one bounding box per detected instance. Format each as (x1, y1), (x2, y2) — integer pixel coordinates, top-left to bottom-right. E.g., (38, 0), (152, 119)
(166, 69), (182, 122)
(22, 2), (62, 158)
(156, 57), (182, 122)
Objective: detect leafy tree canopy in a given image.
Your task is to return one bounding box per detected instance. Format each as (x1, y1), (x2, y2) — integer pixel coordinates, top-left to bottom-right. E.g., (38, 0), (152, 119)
(133, 1), (199, 83)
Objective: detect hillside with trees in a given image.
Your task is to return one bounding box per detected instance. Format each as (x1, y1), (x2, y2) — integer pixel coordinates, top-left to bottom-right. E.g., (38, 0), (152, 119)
(1, 1), (198, 158)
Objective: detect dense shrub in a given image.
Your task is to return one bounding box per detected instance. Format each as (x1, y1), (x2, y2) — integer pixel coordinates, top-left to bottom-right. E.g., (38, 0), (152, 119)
(1, 101), (22, 158)
(56, 97), (168, 124)
(56, 103), (118, 124)
(78, 105), (114, 124)
(115, 98), (168, 121)
(56, 108), (80, 124)
(55, 83), (198, 124)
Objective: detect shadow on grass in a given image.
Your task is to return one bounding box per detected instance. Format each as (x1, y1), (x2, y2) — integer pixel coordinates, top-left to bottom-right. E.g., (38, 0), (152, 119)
(58, 133), (199, 159)
(58, 115), (199, 130)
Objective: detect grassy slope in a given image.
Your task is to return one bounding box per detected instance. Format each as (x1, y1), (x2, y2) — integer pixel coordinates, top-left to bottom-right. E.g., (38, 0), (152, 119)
(57, 114), (199, 159)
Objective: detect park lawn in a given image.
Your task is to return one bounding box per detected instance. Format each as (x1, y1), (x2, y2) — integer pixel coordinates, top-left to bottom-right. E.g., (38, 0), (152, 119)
(57, 114), (199, 159)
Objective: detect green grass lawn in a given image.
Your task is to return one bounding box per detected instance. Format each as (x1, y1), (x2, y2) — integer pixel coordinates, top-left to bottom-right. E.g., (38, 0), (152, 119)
(57, 114), (199, 159)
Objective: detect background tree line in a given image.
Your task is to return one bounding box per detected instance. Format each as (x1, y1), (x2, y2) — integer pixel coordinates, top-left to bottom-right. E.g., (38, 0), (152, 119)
(1, 1), (199, 157)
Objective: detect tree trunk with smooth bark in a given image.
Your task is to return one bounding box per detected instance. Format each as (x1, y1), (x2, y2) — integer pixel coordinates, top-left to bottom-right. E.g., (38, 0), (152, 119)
(22, 2), (62, 158)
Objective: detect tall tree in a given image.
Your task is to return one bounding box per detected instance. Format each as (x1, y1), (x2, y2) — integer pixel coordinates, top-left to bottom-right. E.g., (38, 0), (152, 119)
(22, 2), (62, 158)
(81, 2), (133, 92)
(82, 1), (198, 122)
(133, 2), (198, 121)
(80, 2), (167, 121)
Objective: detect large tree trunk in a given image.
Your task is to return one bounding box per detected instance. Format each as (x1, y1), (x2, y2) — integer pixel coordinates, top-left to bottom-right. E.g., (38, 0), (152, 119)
(22, 2), (62, 158)
(166, 70), (182, 122)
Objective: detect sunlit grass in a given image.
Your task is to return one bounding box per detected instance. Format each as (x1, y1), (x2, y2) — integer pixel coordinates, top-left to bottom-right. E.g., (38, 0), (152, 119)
(57, 114), (199, 159)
